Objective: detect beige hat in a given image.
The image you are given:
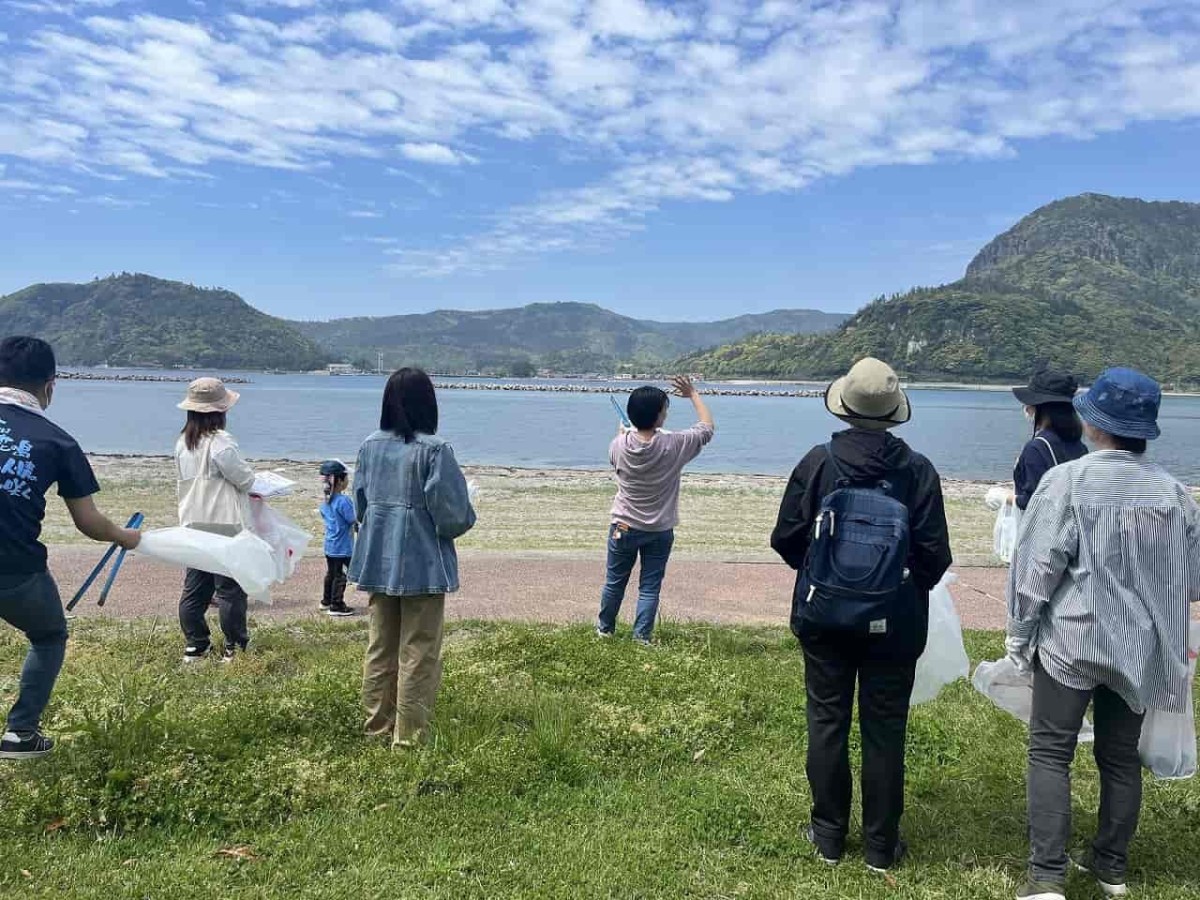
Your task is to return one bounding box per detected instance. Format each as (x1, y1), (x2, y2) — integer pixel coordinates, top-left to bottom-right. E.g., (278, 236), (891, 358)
(178, 377), (240, 414)
(824, 357), (911, 430)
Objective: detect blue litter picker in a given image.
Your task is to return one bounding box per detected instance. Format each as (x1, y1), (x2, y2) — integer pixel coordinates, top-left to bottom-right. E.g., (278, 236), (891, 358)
(66, 512), (144, 611)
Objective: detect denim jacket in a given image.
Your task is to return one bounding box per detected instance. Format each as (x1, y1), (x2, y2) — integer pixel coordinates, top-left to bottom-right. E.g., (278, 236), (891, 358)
(349, 432), (476, 597)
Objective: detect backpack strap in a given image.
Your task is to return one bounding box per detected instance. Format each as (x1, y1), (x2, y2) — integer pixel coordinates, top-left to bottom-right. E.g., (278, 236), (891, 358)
(1035, 435), (1059, 467)
(825, 442), (851, 487)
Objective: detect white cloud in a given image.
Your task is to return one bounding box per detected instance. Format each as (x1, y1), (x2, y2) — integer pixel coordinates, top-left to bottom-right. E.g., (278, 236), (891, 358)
(347, 209), (383, 218)
(398, 142), (475, 165)
(0, 1), (1199, 274)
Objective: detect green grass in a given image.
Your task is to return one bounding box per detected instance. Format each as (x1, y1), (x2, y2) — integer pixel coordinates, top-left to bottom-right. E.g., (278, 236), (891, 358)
(3, 620), (1198, 898)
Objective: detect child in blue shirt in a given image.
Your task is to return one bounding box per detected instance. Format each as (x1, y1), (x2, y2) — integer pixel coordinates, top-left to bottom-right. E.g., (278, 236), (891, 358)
(319, 460), (356, 617)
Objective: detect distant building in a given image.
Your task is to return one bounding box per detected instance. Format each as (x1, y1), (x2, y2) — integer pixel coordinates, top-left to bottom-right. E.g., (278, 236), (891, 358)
(328, 363), (358, 376)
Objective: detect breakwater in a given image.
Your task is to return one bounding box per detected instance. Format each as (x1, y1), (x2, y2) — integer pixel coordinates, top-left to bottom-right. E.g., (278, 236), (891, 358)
(58, 372), (252, 385)
(431, 381), (823, 398)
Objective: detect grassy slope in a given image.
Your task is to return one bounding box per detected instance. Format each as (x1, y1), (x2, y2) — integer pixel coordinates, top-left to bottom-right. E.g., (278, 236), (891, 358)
(2, 620), (1198, 899)
(46, 458), (1000, 566)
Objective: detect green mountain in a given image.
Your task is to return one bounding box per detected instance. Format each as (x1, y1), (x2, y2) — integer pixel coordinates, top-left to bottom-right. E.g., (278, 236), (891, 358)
(678, 194), (1200, 385)
(293, 304), (847, 374)
(0, 274), (329, 371)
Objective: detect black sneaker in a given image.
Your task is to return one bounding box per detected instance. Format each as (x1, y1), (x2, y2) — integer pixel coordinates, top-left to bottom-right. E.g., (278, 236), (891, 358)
(802, 824), (842, 866)
(1073, 852), (1128, 897)
(326, 604), (354, 618)
(221, 641), (249, 663)
(866, 840), (908, 874)
(1015, 881), (1066, 900)
(0, 730), (54, 760)
(183, 644), (211, 663)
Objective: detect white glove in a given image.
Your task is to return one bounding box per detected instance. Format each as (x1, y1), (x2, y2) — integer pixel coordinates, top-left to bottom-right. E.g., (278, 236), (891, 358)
(985, 486), (1009, 511)
(1004, 635), (1034, 675)
(467, 479), (481, 504)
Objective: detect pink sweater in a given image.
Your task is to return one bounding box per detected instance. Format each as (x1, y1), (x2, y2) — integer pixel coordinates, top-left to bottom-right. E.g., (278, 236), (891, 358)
(609, 423), (714, 532)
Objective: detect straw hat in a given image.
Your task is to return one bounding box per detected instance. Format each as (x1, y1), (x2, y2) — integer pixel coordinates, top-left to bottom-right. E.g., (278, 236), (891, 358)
(824, 357), (911, 430)
(178, 377), (240, 413)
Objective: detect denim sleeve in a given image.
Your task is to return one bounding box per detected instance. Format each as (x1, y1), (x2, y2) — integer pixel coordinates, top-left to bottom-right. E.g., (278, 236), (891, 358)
(352, 446), (368, 524)
(423, 444), (477, 540)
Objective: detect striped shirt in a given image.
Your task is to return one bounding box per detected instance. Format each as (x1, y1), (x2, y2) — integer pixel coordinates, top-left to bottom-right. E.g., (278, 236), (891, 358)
(1007, 450), (1200, 713)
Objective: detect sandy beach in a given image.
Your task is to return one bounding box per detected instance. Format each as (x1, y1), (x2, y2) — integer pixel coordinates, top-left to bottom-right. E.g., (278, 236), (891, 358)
(38, 455), (1017, 630)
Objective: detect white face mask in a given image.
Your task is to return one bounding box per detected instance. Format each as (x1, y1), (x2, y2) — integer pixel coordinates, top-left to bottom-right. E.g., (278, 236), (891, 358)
(1023, 407), (1035, 422)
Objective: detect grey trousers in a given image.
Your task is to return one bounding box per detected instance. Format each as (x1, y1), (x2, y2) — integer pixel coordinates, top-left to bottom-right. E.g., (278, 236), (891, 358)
(1027, 661), (1145, 884)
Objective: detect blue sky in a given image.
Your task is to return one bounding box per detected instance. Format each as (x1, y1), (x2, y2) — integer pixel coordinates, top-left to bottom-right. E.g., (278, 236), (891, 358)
(1, 0), (1199, 323)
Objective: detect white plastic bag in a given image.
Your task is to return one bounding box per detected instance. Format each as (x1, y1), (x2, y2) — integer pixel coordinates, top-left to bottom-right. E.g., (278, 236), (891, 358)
(972, 657), (1095, 743)
(1138, 621), (1200, 780)
(247, 499), (311, 583)
(992, 502), (1020, 564)
(984, 485), (1009, 511)
(912, 573), (970, 705)
(138, 528), (277, 598)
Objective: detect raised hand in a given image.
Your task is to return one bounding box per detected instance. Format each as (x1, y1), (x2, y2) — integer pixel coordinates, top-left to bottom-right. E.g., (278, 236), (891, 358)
(671, 375), (698, 399)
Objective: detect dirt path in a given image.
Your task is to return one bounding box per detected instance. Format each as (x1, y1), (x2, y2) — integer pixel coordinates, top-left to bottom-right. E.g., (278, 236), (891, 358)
(49, 546), (1013, 630)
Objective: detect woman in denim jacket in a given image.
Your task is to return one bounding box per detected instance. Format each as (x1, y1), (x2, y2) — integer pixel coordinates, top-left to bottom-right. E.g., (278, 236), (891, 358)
(350, 368), (476, 746)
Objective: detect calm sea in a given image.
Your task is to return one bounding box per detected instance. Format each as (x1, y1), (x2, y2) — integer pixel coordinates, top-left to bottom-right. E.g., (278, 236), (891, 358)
(44, 370), (1200, 482)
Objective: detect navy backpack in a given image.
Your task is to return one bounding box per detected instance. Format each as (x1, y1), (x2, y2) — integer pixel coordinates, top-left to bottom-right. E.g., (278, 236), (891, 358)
(793, 443), (911, 636)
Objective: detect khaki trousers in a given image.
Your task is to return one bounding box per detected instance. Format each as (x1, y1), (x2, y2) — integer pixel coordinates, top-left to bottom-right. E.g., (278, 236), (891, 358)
(363, 593), (445, 745)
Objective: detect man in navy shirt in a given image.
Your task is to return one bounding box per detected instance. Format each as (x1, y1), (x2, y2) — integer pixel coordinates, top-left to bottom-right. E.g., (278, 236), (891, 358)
(0, 337), (140, 761)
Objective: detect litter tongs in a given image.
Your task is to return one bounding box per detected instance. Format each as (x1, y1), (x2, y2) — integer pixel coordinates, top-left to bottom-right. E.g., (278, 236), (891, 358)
(66, 512), (144, 611)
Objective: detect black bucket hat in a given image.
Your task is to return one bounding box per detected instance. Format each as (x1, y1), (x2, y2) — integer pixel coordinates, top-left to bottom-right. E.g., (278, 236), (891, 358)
(1012, 370), (1079, 407)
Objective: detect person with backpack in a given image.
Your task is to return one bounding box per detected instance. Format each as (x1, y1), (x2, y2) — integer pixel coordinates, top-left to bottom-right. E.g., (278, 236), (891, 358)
(0, 337), (141, 760)
(1011, 370), (1087, 509)
(770, 357), (952, 873)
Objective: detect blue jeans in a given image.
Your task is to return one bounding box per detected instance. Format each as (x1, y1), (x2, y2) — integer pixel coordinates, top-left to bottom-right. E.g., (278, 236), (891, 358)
(597, 525), (675, 640)
(0, 572), (68, 735)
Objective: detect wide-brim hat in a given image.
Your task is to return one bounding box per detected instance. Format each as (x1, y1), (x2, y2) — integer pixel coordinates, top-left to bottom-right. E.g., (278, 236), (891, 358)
(178, 377), (240, 413)
(825, 357), (911, 431)
(1072, 367), (1161, 441)
(1013, 369), (1079, 407)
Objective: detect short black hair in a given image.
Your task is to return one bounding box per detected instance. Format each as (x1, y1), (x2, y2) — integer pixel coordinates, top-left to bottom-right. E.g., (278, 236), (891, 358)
(381, 367), (438, 442)
(627, 386), (669, 430)
(1111, 435), (1148, 454)
(0, 336), (56, 389)
(1035, 402), (1083, 443)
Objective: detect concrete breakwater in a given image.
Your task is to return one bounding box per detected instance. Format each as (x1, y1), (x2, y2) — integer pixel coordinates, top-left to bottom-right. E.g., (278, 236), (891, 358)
(58, 371), (252, 385)
(431, 381), (823, 398)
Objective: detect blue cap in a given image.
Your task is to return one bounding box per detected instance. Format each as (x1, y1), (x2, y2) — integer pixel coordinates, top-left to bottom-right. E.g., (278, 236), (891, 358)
(1073, 367), (1161, 441)
(319, 459), (348, 477)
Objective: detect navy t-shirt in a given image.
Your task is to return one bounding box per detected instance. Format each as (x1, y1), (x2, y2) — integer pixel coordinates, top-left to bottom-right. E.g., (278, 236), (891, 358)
(0, 404), (100, 576)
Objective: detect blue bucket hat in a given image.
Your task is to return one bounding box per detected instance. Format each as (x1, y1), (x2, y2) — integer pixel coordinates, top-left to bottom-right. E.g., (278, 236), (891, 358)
(1073, 367), (1161, 441)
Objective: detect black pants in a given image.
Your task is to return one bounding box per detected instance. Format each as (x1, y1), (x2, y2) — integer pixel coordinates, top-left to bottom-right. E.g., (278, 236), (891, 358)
(324, 557), (351, 607)
(801, 630), (917, 866)
(1028, 661), (1145, 884)
(179, 568), (249, 651)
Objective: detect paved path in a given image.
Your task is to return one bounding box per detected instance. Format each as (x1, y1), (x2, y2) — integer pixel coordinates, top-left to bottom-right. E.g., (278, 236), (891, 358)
(49, 546), (1012, 630)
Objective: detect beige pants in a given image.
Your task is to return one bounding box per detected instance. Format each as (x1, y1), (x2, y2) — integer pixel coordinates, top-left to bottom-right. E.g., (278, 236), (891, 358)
(362, 593), (446, 745)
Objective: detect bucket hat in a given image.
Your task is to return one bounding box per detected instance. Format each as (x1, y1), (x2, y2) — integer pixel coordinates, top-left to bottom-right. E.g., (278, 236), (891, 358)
(1013, 370), (1078, 407)
(825, 357), (911, 430)
(178, 377), (240, 414)
(1072, 367), (1161, 441)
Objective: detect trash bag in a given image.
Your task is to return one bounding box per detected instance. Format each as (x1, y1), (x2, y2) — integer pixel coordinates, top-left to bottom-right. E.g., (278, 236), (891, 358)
(972, 657), (1095, 743)
(992, 502), (1020, 564)
(247, 498), (311, 583)
(911, 573), (970, 705)
(138, 528), (277, 598)
(1138, 621), (1200, 780)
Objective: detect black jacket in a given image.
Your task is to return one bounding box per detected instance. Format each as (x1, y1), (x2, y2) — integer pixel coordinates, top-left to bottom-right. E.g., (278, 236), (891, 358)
(1013, 429), (1087, 510)
(771, 429), (953, 654)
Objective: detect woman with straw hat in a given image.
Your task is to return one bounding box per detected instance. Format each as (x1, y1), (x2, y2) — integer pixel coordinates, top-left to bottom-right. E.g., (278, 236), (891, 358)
(174, 377), (256, 663)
